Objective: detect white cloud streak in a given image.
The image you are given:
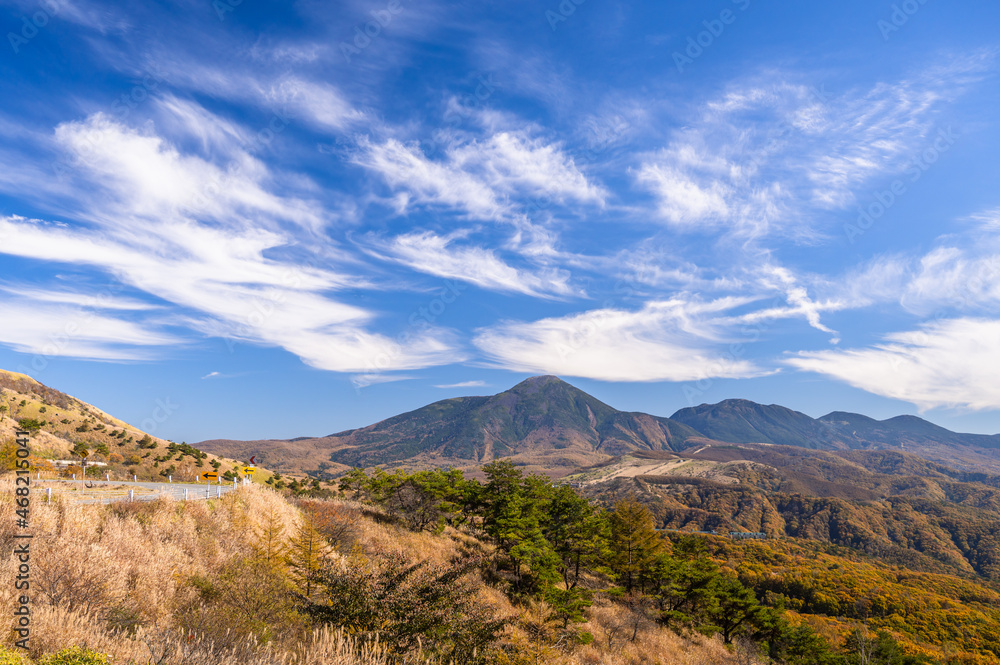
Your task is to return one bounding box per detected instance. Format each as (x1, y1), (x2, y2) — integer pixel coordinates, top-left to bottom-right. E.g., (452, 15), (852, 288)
(354, 131), (605, 221)
(0, 109), (460, 373)
(367, 231), (579, 298)
(0, 295), (176, 361)
(787, 318), (1000, 411)
(434, 380), (487, 388)
(265, 76), (366, 132)
(474, 298), (767, 382)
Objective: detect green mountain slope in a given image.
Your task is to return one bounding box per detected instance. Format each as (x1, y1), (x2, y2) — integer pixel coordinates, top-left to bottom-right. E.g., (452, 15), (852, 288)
(669, 399), (840, 449)
(201, 376), (703, 476)
(199, 376), (1000, 478)
(819, 411), (1000, 449)
(671, 399), (1000, 470)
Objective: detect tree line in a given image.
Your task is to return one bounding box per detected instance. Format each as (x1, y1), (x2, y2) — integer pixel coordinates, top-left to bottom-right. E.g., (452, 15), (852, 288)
(334, 461), (942, 665)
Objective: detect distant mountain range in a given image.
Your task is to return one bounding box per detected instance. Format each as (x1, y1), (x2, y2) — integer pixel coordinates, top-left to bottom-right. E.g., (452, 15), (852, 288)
(672, 399), (1000, 451)
(197, 376), (1000, 477)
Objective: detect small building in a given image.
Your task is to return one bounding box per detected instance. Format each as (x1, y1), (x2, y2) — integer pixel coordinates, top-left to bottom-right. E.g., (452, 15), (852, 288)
(729, 531), (767, 540)
(51, 459), (108, 468)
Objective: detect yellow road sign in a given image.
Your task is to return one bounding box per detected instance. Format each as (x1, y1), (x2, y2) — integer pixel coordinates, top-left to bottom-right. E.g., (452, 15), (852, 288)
(200, 471), (219, 481)
(242, 466), (255, 474)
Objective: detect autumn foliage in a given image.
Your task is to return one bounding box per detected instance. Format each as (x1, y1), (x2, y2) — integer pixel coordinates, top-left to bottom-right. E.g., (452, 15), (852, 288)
(0, 463), (997, 664)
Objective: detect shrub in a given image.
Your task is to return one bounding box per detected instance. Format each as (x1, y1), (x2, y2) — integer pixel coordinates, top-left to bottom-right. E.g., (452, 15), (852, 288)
(299, 499), (360, 550)
(36, 647), (111, 664)
(0, 645), (28, 664)
(305, 548), (507, 663)
(105, 605), (145, 635)
(0, 439), (21, 471)
(16, 417), (42, 434)
(177, 554), (303, 648)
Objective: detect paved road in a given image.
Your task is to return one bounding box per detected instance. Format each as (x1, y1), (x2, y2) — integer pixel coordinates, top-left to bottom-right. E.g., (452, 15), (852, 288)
(34, 479), (244, 504)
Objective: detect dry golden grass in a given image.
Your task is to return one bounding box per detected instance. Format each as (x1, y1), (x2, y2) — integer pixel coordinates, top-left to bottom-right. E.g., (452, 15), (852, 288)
(11, 606), (405, 665)
(566, 600), (736, 665)
(0, 478), (737, 664)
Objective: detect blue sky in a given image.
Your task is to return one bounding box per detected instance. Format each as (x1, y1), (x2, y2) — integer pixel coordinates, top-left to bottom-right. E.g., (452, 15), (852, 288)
(1, 0), (999, 442)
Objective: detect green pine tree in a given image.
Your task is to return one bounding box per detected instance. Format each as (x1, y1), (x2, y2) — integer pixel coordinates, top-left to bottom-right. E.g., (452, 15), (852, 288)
(607, 499), (663, 593)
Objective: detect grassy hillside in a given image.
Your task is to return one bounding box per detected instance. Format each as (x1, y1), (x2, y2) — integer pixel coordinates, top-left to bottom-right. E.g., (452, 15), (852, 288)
(0, 479), (735, 665)
(4, 460), (1000, 663)
(0, 369), (251, 483)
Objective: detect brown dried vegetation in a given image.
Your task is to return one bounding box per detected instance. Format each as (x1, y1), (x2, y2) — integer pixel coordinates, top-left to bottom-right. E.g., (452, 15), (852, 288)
(0, 480), (737, 664)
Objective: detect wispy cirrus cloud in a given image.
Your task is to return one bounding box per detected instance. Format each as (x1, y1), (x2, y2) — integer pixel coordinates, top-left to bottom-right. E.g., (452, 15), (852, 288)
(52, 112), (327, 230)
(0, 293), (176, 361)
(786, 318), (1000, 411)
(353, 130), (605, 221)
(365, 231), (580, 299)
(434, 380), (487, 388)
(634, 61), (987, 239)
(0, 106), (460, 374)
(354, 137), (503, 218)
(473, 298), (768, 382)
(813, 208), (1000, 318)
(140, 52), (365, 138)
(635, 162), (730, 227)
(265, 76), (366, 132)
(898, 213), (1000, 315)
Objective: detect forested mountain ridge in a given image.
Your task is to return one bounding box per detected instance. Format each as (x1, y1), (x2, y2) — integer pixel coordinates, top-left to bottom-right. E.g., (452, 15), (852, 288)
(330, 463), (1000, 663)
(671, 399), (1000, 454)
(571, 443), (1000, 581)
(200, 376), (704, 476)
(199, 376), (1000, 478)
(670, 399), (838, 449)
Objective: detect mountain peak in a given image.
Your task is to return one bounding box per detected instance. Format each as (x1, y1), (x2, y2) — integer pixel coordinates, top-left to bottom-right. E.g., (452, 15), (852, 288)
(232, 375), (698, 474)
(671, 399), (831, 448)
(197, 377), (1000, 478)
(511, 375), (569, 391)
(713, 398), (771, 409)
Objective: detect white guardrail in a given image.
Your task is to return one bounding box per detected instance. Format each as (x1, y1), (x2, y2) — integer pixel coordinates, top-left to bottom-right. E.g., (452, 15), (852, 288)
(31, 478), (245, 505)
